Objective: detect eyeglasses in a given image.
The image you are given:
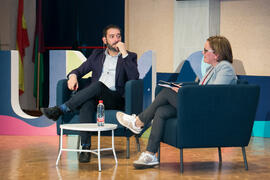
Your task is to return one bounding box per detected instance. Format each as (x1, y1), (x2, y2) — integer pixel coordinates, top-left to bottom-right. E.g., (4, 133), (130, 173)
(203, 48), (214, 53)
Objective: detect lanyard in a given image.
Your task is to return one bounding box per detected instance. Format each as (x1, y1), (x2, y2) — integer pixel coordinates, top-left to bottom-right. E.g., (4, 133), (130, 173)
(201, 67), (213, 85)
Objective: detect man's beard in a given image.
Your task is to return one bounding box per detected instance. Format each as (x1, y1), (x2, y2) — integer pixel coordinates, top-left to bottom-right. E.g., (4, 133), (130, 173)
(107, 43), (119, 52)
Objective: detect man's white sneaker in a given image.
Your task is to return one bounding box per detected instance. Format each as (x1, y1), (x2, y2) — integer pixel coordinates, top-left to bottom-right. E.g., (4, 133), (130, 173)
(133, 152), (159, 169)
(116, 112), (142, 134)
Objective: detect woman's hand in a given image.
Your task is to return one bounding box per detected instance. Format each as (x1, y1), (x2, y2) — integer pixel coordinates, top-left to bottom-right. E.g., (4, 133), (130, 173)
(171, 87), (179, 93)
(171, 83), (182, 93)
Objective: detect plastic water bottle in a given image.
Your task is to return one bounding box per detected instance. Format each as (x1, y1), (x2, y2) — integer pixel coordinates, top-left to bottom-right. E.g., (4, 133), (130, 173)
(97, 100), (105, 126)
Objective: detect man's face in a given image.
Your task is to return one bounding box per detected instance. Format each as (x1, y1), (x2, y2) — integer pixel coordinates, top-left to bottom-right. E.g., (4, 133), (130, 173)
(102, 28), (121, 52)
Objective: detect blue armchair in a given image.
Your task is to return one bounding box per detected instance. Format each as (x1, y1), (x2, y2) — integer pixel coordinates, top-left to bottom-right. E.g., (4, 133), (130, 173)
(56, 78), (145, 158)
(157, 83), (260, 173)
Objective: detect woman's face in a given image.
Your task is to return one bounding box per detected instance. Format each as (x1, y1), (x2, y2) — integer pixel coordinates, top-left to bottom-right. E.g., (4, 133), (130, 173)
(202, 41), (219, 66)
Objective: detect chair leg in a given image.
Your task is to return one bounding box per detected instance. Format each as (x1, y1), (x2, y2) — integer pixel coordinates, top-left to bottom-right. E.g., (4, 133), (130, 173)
(135, 135), (141, 152)
(218, 147), (222, 163)
(157, 144), (160, 163)
(58, 121), (63, 154)
(77, 135), (81, 149)
(58, 135), (61, 153)
(180, 148), (184, 173)
(242, 146), (248, 170)
(126, 137), (130, 159)
(77, 135), (81, 157)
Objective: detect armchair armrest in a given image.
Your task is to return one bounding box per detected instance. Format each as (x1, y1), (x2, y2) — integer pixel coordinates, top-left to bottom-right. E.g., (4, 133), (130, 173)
(56, 79), (71, 106)
(176, 84), (260, 148)
(56, 78), (91, 106)
(124, 79), (144, 115)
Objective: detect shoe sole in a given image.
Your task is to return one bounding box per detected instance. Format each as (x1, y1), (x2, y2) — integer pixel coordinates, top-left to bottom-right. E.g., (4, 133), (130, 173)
(116, 112), (140, 134)
(40, 108), (52, 119)
(133, 162), (159, 169)
(40, 108), (59, 121)
(79, 152), (91, 163)
(79, 159), (90, 163)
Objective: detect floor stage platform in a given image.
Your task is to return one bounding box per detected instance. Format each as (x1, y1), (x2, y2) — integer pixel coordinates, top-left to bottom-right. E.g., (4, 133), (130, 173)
(1, 135), (270, 179)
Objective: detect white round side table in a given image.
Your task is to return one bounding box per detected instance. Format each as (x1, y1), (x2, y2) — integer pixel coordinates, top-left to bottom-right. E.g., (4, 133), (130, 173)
(56, 123), (118, 171)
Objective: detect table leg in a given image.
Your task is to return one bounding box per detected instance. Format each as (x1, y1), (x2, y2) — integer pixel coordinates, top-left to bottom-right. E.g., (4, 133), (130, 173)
(56, 128), (63, 165)
(98, 130), (101, 171)
(111, 130), (118, 164)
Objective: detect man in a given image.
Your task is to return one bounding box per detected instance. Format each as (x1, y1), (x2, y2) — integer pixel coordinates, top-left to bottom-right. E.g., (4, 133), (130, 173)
(41, 24), (139, 163)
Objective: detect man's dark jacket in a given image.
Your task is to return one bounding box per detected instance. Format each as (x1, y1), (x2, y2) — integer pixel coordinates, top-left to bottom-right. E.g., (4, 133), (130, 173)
(68, 49), (139, 96)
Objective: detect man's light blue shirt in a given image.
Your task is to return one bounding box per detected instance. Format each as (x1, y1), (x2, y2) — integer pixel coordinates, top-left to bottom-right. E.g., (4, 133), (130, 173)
(99, 50), (128, 90)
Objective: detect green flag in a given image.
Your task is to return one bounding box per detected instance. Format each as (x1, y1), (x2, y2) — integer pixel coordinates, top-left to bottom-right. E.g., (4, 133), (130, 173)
(33, 0), (45, 108)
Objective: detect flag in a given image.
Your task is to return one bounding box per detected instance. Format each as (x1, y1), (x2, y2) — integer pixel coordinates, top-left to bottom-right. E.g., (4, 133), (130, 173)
(33, 0), (45, 108)
(16, 0), (30, 95)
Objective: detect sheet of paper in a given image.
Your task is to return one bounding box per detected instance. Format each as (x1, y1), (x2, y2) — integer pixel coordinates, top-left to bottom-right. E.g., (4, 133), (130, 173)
(158, 83), (172, 88)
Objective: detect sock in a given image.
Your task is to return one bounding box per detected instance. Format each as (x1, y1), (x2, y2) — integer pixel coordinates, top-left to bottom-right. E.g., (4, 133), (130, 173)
(82, 144), (91, 148)
(133, 121), (142, 131)
(135, 117), (144, 129)
(59, 103), (70, 113)
(134, 119), (143, 129)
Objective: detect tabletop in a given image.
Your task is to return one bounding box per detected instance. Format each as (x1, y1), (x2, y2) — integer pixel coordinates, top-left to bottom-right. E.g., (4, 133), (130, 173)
(60, 123), (117, 132)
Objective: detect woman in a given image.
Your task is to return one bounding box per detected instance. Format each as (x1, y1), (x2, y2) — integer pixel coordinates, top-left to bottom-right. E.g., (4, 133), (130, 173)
(116, 36), (237, 169)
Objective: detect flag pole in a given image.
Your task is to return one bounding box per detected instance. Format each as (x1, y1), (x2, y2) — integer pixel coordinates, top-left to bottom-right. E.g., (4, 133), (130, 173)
(37, 53), (40, 109)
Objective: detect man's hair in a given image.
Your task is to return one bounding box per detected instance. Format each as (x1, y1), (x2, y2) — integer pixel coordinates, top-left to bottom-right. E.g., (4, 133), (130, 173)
(207, 36), (233, 63)
(102, 24), (122, 38)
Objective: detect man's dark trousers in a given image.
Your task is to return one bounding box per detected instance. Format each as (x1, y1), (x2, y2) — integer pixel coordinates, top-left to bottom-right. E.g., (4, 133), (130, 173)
(65, 81), (125, 145)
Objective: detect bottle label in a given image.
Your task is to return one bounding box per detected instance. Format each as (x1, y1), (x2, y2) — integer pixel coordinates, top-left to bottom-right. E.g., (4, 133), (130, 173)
(97, 117), (104, 123)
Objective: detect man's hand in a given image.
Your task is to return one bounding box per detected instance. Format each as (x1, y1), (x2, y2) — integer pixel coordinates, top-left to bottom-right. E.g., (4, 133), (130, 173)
(67, 74), (78, 91)
(116, 42), (128, 57)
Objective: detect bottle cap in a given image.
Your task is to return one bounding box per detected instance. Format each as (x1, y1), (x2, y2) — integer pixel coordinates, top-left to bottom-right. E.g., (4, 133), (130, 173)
(99, 100), (103, 104)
